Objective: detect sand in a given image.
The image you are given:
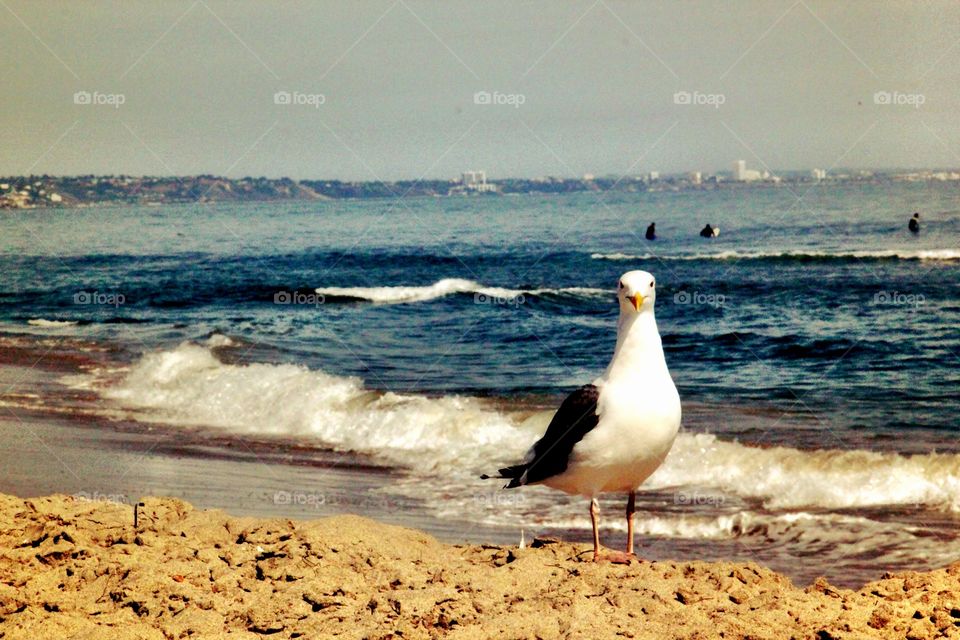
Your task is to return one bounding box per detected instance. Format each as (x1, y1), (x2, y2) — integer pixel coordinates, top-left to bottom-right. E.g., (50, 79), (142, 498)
(1, 494), (959, 639)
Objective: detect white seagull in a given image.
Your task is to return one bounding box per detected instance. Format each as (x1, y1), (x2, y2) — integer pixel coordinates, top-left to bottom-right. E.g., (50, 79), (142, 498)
(484, 270), (681, 562)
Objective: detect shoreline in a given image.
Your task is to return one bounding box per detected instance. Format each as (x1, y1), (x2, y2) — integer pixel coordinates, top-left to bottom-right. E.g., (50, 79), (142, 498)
(2, 493), (959, 639)
(4, 329), (960, 591)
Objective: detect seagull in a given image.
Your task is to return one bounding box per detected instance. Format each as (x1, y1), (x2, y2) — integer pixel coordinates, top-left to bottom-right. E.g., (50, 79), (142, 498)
(483, 270), (681, 562)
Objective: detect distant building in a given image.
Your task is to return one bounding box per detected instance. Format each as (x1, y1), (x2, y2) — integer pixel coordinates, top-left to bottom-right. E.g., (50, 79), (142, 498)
(733, 159), (762, 182)
(461, 170), (484, 186)
(929, 171), (960, 181)
(688, 171), (702, 185)
(648, 171), (659, 182)
(583, 173), (595, 181)
(460, 170), (496, 193)
(734, 160), (746, 181)
(811, 168), (826, 181)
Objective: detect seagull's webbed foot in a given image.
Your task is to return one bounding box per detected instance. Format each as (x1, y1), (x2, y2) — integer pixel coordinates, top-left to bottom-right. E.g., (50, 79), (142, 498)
(588, 496), (643, 564)
(593, 548), (638, 564)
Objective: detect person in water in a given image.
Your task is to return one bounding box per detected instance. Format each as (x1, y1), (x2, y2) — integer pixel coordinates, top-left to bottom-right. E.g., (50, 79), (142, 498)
(909, 212), (920, 233)
(699, 223), (715, 238)
(645, 222), (656, 240)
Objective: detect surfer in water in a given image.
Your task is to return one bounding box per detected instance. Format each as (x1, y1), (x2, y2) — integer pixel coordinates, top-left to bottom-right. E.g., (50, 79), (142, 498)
(908, 212), (920, 233)
(699, 223), (718, 238)
(645, 223), (656, 240)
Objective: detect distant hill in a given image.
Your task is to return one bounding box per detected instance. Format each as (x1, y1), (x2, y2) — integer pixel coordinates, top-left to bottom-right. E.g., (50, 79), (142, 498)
(0, 170), (935, 209)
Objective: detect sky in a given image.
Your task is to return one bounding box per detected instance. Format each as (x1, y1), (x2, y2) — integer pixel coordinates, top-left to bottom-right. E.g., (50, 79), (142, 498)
(2, 1), (960, 181)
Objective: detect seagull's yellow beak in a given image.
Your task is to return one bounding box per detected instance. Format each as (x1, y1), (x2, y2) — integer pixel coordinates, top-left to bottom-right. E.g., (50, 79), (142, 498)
(630, 293), (644, 311)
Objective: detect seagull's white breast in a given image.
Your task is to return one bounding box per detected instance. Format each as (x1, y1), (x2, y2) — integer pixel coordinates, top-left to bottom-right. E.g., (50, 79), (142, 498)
(556, 375), (680, 496)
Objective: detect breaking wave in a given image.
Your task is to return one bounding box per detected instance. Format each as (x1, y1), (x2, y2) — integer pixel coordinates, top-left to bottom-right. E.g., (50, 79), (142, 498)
(27, 319), (79, 327)
(315, 278), (608, 304)
(82, 341), (960, 512)
(591, 249), (960, 262)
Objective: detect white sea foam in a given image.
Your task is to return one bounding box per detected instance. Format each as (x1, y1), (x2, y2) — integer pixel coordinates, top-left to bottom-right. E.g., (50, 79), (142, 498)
(27, 319), (79, 327)
(315, 278), (608, 304)
(649, 432), (960, 511)
(92, 341), (960, 513)
(505, 510), (958, 564)
(519, 510), (890, 539)
(204, 333), (237, 348)
(590, 252), (641, 261)
(100, 341), (538, 473)
(591, 249), (960, 262)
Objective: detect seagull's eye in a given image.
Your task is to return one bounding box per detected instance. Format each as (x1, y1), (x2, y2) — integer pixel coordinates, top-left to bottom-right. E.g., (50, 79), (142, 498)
(650, 281), (655, 287)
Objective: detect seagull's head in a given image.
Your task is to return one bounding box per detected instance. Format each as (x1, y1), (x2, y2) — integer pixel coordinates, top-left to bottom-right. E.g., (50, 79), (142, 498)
(617, 270), (656, 314)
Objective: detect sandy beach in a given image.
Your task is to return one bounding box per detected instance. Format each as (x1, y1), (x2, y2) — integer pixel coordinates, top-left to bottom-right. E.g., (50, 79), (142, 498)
(2, 493), (959, 639)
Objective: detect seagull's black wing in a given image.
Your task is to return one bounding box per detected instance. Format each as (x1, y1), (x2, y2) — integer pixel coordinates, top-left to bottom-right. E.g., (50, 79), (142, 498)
(484, 384), (600, 488)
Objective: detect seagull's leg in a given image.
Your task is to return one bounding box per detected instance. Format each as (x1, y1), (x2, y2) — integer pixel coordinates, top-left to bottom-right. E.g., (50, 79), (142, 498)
(626, 490), (636, 556)
(589, 496), (634, 564)
(590, 498), (601, 561)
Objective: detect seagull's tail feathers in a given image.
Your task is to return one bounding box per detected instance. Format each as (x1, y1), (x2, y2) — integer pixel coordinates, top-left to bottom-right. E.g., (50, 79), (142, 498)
(480, 464), (527, 489)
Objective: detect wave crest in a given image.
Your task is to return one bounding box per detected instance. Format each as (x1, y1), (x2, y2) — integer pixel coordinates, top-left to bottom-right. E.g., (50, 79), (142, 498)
(591, 249), (960, 262)
(650, 432), (960, 511)
(315, 278), (608, 304)
(98, 341), (536, 472)
(27, 319), (79, 327)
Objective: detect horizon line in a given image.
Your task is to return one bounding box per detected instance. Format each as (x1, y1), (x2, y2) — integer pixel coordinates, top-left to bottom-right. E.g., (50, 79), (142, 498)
(3, 166), (959, 183)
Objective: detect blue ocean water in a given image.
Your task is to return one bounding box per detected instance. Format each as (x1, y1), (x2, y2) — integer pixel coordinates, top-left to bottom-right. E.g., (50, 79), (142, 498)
(3, 183), (958, 441)
(2, 182), (960, 585)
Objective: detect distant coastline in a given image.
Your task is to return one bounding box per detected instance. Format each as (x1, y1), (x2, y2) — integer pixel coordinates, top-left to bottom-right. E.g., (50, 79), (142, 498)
(1, 169), (958, 209)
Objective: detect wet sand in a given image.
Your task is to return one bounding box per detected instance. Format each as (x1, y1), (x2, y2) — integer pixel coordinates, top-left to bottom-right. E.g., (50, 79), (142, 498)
(0, 409), (514, 547)
(3, 493), (960, 639)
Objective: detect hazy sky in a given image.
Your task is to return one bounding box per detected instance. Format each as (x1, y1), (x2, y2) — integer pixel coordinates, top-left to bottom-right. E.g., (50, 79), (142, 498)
(3, 1), (960, 180)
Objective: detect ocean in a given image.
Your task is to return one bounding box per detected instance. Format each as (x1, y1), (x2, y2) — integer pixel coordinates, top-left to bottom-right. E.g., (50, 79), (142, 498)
(2, 181), (959, 587)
